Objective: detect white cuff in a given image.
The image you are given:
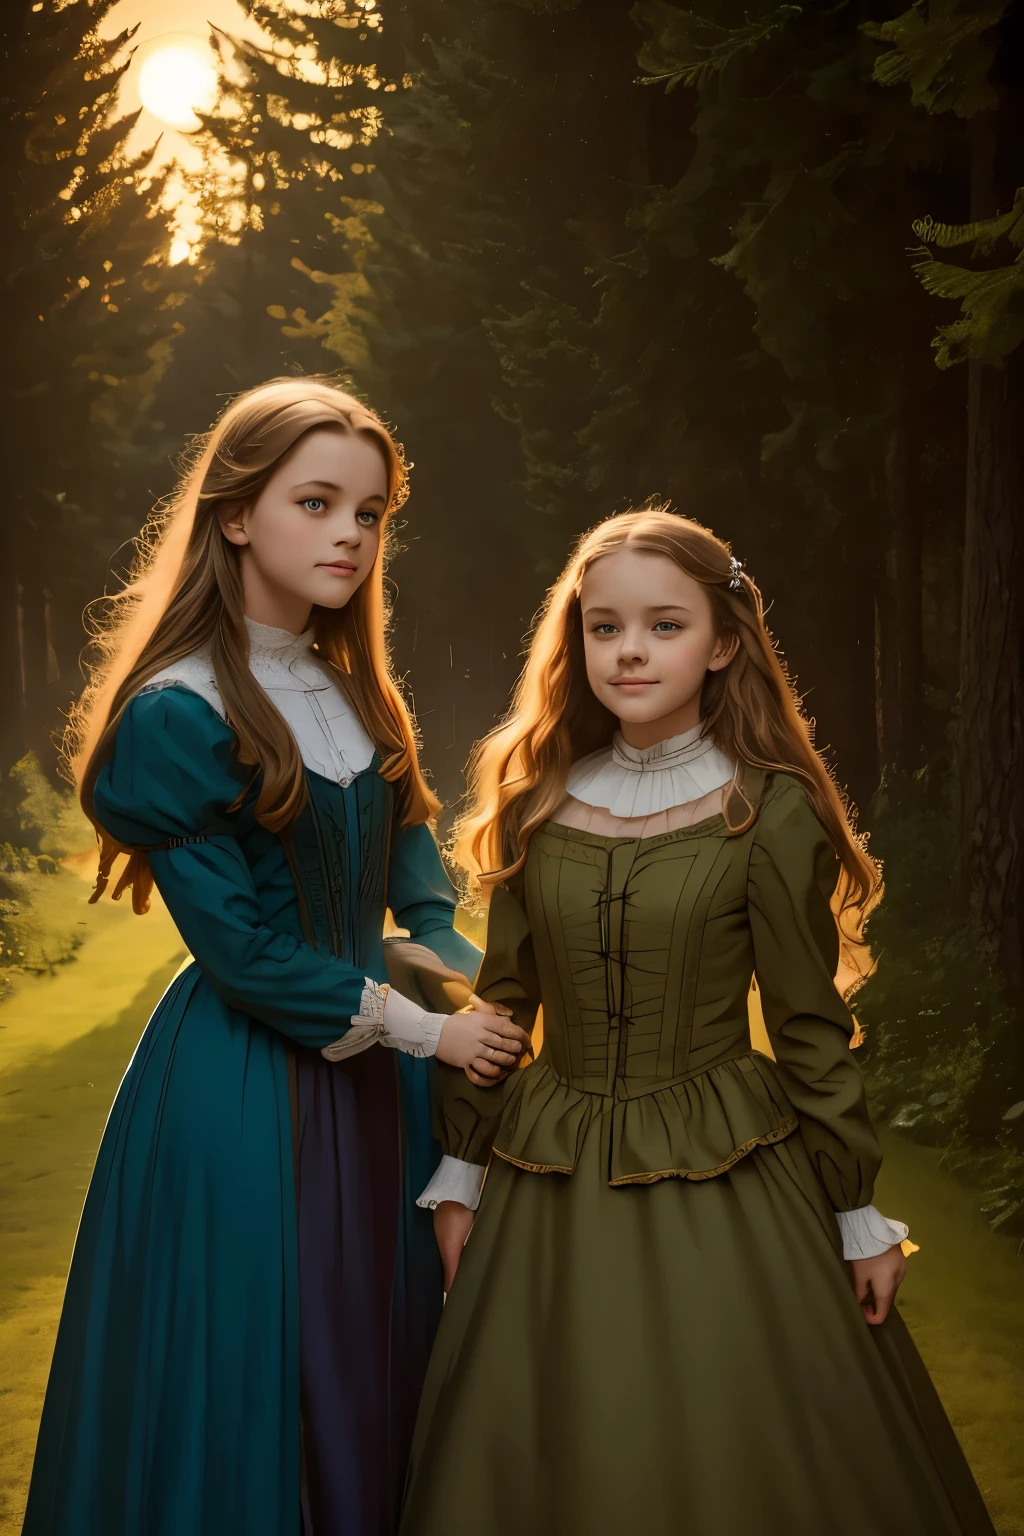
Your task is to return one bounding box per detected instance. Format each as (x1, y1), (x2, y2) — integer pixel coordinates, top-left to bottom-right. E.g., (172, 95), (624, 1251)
(836, 1204), (909, 1260)
(321, 977), (447, 1063)
(416, 1155), (486, 1211)
(377, 984), (445, 1059)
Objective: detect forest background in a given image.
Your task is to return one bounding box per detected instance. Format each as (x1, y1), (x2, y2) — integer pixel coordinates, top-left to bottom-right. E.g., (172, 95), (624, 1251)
(2, 0), (1023, 1244)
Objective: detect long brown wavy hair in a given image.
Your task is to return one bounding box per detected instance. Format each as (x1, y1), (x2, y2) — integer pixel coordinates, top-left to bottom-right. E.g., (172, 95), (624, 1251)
(68, 375), (439, 913)
(453, 507), (879, 923)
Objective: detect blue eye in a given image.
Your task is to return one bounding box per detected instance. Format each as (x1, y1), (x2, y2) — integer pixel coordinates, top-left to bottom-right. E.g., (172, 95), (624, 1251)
(301, 497), (325, 513)
(653, 621), (681, 633)
(592, 623), (618, 635)
(356, 509), (380, 526)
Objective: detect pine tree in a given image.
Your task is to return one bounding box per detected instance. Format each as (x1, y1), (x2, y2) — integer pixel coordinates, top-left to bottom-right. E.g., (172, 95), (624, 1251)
(166, 0), (393, 408)
(288, 0), (673, 798)
(867, 0), (1024, 993)
(568, 1), (975, 816)
(0, 0), (178, 769)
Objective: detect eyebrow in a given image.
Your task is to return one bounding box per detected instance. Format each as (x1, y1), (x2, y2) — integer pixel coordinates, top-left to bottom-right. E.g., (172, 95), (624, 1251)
(291, 479), (386, 502)
(584, 603), (695, 616)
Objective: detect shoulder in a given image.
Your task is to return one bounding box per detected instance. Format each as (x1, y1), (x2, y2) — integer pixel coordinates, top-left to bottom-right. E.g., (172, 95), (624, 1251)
(93, 683), (247, 844)
(754, 772), (822, 833)
(749, 772), (839, 884)
(119, 679), (235, 752)
(136, 647), (225, 720)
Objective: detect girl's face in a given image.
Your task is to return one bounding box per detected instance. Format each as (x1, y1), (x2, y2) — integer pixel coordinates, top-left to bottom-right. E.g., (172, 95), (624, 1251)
(219, 426), (387, 631)
(579, 548), (736, 745)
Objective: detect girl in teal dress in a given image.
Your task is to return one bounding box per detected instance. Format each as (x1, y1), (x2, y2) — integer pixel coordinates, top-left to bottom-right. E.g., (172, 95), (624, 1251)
(402, 508), (996, 1536)
(22, 378), (526, 1536)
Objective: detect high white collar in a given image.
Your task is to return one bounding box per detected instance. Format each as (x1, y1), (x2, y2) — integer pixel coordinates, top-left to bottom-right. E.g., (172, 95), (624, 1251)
(566, 724), (735, 818)
(244, 616), (316, 664)
(138, 618), (376, 787)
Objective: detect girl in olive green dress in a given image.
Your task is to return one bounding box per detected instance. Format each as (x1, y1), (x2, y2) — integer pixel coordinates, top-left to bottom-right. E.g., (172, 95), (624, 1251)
(400, 508), (996, 1536)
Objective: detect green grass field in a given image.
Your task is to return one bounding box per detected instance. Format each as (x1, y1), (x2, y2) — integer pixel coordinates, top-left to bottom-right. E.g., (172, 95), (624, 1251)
(0, 887), (1021, 1534)
(0, 872), (184, 1534)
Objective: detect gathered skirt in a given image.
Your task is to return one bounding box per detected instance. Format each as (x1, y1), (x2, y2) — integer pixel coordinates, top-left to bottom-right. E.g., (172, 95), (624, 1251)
(400, 1123), (996, 1536)
(22, 967), (432, 1536)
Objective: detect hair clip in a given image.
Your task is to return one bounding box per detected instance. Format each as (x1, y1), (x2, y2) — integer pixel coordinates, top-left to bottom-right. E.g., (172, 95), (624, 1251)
(728, 556), (745, 591)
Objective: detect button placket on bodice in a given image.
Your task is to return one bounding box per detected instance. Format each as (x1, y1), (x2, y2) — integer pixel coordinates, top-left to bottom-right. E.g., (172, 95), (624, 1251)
(305, 685), (355, 787)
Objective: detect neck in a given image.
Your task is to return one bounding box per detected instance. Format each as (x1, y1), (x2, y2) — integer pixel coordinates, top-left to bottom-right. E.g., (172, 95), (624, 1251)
(617, 697), (702, 750)
(240, 577), (312, 637)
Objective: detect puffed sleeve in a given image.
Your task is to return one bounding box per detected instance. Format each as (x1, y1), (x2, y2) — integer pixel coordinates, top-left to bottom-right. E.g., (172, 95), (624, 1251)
(417, 873), (542, 1208)
(93, 687), (376, 1051)
(747, 776), (882, 1213)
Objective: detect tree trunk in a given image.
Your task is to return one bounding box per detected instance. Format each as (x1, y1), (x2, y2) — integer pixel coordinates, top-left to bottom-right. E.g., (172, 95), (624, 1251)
(875, 403), (923, 774)
(960, 347), (1024, 987)
(0, 507), (25, 772)
(959, 110), (1024, 991)
(16, 509), (53, 765)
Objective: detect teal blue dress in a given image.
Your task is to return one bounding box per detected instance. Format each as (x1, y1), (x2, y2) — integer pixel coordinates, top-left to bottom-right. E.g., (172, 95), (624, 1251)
(22, 686), (480, 1536)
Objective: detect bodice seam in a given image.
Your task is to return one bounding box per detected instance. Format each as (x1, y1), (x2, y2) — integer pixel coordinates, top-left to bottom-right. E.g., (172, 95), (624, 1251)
(513, 1045), (766, 1104)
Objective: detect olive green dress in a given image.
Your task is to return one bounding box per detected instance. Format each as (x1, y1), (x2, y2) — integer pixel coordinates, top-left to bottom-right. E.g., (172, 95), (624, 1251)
(400, 774), (995, 1536)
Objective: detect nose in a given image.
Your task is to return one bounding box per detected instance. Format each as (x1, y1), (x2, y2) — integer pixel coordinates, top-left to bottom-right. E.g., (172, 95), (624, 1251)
(617, 626), (648, 666)
(331, 506), (362, 545)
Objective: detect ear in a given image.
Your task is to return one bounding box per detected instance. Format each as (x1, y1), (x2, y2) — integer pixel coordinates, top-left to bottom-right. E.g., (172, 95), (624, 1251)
(218, 500), (250, 547)
(707, 632), (740, 673)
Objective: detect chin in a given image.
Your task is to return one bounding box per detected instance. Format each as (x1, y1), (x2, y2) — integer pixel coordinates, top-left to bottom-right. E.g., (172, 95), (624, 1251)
(312, 583), (360, 611)
(603, 690), (668, 724)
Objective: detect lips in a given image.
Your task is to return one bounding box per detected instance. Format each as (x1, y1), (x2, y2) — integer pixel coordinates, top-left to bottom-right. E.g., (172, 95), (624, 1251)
(611, 678), (656, 687)
(319, 561), (357, 574)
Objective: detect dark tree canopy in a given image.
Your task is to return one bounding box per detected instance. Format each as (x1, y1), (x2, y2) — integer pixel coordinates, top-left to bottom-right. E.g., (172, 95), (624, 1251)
(2, 0), (1022, 1230)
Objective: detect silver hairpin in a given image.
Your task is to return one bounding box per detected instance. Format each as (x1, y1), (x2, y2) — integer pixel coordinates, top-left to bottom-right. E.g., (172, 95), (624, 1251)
(728, 556), (744, 591)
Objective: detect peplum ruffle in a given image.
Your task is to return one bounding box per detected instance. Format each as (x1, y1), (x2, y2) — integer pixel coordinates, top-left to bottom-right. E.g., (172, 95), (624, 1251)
(490, 1051), (799, 1186)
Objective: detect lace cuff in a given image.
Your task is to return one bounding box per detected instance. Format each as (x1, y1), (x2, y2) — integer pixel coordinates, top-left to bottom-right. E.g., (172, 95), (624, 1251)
(320, 978), (388, 1061)
(836, 1204), (909, 1260)
(416, 1156), (486, 1211)
(321, 979), (446, 1062)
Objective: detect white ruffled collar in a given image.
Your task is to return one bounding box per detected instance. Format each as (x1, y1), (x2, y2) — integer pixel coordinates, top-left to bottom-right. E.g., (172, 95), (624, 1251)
(566, 724), (736, 819)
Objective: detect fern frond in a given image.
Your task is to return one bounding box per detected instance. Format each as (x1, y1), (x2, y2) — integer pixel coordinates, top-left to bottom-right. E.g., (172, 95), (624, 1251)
(862, 0), (1009, 118)
(911, 244), (1024, 368)
(912, 193), (1024, 252)
(638, 4), (803, 94)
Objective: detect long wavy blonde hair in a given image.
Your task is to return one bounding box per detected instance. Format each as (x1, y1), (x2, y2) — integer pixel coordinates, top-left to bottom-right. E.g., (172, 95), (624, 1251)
(68, 375), (439, 913)
(453, 507), (879, 921)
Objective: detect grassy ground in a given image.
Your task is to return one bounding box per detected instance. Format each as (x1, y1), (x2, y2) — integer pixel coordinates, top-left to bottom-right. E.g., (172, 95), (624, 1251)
(874, 1133), (1024, 1534)
(0, 895), (1022, 1533)
(0, 869), (183, 1535)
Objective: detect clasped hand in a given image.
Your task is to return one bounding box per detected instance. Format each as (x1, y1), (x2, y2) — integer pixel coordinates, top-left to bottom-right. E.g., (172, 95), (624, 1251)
(436, 994), (532, 1085)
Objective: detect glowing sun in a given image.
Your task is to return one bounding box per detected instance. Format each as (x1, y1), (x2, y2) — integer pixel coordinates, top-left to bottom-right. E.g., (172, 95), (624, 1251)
(138, 34), (218, 133)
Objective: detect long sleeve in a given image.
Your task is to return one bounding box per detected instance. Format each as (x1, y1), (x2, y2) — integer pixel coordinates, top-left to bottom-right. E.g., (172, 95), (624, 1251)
(93, 688), (373, 1052)
(428, 873), (542, 1176)
(327, 820), (485, 1062)
(387, 820), (482, 979)
(747, 776), (882, 1213)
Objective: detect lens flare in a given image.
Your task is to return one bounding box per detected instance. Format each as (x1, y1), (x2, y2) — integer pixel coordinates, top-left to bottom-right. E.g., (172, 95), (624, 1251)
(138, 41), (217, 133)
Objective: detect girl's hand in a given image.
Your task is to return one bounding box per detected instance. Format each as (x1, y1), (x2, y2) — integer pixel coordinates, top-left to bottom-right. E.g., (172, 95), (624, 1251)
(849, 1244), (907, 1325)
(436, 994), (530, 1078)
(434, 1200), (476, 1292)
(460, 995), (531, 1086)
